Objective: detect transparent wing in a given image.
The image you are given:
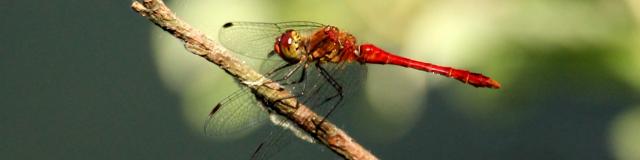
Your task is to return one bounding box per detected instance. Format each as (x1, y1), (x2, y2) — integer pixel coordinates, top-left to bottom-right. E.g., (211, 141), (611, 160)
(218, 21), (324, 60)
(264, 61), (367, 118)
(303, 62), (367, 114)
(204, 87), (269, 137)
(237, 61), (366, 160)
(215, 21), (365, 157)
(250, 115), (308, 160)
(250, 129), (291, 160)
(206, 86), (317, 160)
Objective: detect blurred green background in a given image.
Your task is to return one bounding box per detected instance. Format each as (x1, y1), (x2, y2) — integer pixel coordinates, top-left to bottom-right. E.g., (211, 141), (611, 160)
(2, 0), (640, 159)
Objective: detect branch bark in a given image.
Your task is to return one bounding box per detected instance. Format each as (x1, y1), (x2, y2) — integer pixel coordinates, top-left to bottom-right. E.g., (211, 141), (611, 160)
(130, 0), (377, 159)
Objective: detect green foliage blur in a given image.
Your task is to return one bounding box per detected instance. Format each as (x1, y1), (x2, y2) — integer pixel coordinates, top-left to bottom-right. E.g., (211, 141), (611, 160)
(2, 0), (639, 159)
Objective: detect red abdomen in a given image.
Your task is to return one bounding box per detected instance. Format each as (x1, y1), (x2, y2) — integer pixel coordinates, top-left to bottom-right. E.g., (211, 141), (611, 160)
(358, 44), (501, 89)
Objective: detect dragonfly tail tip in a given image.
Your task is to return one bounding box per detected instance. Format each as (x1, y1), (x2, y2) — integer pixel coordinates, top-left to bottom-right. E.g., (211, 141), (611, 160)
(488, 79), (501, 89)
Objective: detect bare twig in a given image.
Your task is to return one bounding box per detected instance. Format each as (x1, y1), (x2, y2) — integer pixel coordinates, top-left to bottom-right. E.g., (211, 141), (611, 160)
(130, 0), (377, 159)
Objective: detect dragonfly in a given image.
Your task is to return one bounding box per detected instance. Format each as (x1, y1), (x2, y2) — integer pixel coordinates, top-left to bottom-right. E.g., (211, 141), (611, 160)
(205, 21), (500, 159)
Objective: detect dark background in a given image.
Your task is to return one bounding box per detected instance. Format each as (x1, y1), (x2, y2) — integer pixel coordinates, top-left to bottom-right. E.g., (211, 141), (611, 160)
(2, 0), (639, 159)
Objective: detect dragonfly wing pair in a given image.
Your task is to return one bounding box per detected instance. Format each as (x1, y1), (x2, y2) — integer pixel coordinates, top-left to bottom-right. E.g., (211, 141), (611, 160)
(207, 21), (366, 159)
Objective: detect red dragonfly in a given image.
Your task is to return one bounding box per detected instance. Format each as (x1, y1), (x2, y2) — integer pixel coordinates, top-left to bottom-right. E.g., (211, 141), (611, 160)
(206, 21), (500, 159)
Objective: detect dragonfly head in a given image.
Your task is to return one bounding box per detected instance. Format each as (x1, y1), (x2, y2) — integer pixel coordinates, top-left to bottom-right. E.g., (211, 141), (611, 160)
(274, 30), (305, 63)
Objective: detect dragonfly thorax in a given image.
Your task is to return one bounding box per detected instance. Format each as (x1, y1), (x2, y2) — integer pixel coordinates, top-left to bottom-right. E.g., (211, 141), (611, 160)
(274, 26), (361, 64)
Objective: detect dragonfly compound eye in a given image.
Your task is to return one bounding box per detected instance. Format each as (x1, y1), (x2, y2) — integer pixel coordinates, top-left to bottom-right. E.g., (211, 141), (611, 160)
(274, 30), (304, 63)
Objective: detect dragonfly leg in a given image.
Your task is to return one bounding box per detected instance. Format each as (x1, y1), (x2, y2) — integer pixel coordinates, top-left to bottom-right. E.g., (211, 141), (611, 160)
(277, 60), (306, 82)
(270, 77), (310, 114)
(265, 63), (294, 77)
(267, 61), (308, 87)
(279, 63), (308, 86)
(268, 64), (309, 112)
(314, 63), (344, 130)
(263, 64), (295, 91)
(271, 94), (306, 110)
